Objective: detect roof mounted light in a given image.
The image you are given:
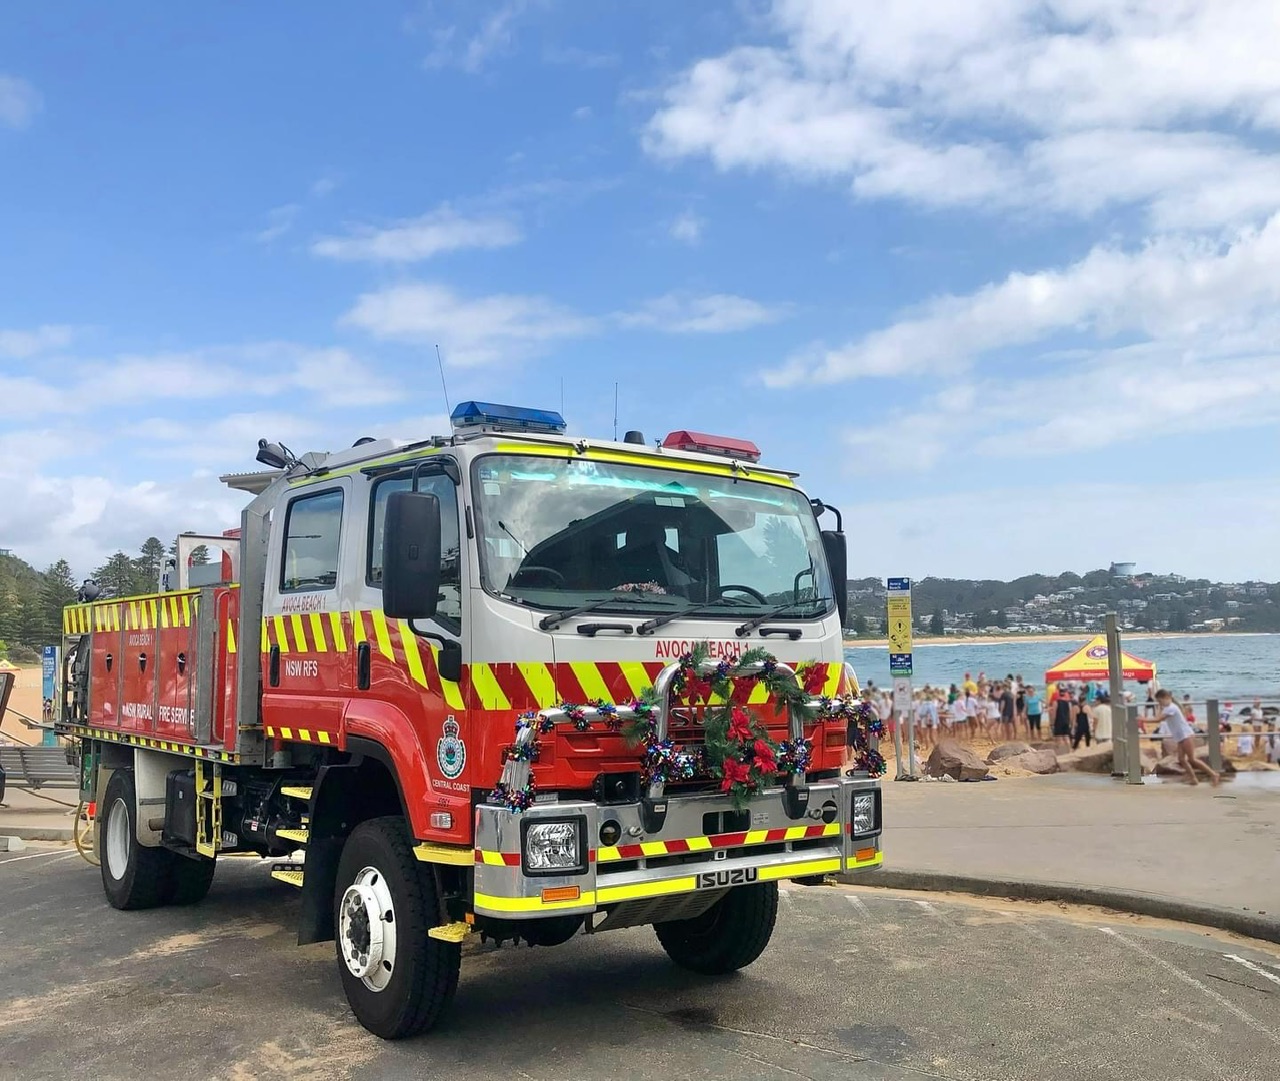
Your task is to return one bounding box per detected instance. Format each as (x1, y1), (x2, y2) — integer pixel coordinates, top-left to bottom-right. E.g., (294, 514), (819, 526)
(661, 429), (761, 462)
(450, 401), (567, 435)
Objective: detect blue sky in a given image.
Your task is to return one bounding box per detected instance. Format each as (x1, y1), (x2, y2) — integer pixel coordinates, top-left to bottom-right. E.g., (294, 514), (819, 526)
(3, 1), (1280, 581)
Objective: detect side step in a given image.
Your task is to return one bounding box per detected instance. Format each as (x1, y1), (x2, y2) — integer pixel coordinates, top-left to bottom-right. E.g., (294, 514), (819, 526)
(276, 828), (310, 845)
(280, 785), (313, 801)
(271, 864), (305, 888)
(428, 921), (473, 943)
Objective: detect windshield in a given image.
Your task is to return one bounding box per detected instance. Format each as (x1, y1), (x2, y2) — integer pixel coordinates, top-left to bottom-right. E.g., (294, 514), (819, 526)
(472, 454), (833, 617)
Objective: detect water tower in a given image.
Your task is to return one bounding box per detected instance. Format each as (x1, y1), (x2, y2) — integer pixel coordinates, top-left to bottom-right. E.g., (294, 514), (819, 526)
(1110, 561), (1136, 577)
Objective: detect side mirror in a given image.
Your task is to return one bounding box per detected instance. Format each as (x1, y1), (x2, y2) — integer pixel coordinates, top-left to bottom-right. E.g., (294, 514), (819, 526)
(821, 530), (848, 629)
(383, 490), (442, 620)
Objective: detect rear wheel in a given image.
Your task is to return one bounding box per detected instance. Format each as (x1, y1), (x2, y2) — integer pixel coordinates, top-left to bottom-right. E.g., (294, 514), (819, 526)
(163, 853), (216, 905)
(99, 770), (173, 911)
(654, 883), (779, 975)
(334, 817), (461, 1039)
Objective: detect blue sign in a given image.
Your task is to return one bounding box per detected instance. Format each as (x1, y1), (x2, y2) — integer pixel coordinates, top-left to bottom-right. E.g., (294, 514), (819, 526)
(887, 577), (911, 592)
(41, 645), (56, 701)
(889, 652), (913, 676)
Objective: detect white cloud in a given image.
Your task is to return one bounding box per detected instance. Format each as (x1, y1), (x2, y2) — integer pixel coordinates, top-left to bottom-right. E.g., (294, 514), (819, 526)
(341, 281), (593, 366)
(572, 105), (593, 121)
(767, 213), (1280, 386)
(255, 204), (300, 245)
(424, 0), (529, 74)
(619, 293), (793, 334)
(644, 1), (1280, 229)
(0, 74), (40, 129)
(312, 206), (521, 262)
(669, 210), (704, 245)
(0, 325), (75, 359)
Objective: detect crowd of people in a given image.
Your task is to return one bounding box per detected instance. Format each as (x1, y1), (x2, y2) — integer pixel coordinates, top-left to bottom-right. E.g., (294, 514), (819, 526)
(858, 672), (1279, 783)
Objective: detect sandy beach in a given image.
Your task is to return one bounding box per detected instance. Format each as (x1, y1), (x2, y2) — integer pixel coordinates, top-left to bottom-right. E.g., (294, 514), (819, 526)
(843, 630), (1265, 648)
(0, 666), (44, 745)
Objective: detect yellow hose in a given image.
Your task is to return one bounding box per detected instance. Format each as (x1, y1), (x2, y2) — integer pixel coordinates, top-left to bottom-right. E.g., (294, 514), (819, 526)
(73, 801), (100, 866)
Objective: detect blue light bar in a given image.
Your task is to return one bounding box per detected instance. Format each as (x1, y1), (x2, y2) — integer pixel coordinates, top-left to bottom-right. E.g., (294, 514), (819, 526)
(450, 400), (567, 434)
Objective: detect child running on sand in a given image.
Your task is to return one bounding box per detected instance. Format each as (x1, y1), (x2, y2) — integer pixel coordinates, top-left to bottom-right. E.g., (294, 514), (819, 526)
(1155, 689), (1219, 786)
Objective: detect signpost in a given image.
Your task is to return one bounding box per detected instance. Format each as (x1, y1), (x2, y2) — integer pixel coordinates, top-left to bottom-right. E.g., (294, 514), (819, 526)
(40, 645), (59, 747)
(887, 578), (918, 778)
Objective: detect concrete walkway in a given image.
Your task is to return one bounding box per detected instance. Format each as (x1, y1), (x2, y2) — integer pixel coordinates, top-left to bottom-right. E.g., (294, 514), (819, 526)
(858, 772), (1280, 940)
(0, 785), (79, 841)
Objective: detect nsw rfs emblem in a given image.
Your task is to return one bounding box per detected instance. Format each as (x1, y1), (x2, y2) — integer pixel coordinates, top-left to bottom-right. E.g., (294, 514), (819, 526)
(436, 716), (466, 779)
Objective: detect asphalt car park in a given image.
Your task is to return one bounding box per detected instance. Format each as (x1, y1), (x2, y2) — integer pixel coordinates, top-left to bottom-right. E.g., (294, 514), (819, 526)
(3, 844), (1279, 1081)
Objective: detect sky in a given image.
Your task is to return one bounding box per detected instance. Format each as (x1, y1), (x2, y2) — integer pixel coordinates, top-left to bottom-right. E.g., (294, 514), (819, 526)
(3, 0), (1280, 584)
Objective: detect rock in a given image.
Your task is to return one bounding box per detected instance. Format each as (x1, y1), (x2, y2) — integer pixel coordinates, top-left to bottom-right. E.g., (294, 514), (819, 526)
(986, 741), (1033, 764)
(1156, 750), (1236, 776)
(925, 739), (991, 782)
(1000, 748), (1060, 775)
(1056, 744), (1114, 773)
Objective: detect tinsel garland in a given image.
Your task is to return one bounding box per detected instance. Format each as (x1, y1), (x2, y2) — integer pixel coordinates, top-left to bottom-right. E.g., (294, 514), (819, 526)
(487, 645), (885, 813)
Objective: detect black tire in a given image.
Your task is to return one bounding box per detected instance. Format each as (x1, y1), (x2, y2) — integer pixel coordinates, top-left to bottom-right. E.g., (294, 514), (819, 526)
(99, 770), (174, 911)
(163, 854), (216, 905)
(334, 817), (460, 1039)
(654, 883), (779, 975)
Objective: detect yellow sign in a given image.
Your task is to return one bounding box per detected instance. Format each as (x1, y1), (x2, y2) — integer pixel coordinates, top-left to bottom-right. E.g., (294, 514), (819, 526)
(887, 596), (913, 654)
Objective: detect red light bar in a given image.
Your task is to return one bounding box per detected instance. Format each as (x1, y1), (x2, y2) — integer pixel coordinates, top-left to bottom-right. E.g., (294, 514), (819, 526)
(662, 429), (761, 462)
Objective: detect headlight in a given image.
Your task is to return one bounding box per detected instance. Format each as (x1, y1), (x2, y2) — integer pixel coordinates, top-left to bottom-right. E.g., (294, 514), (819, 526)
(851, 792), (878, 836)
(522, 818), (586, 875)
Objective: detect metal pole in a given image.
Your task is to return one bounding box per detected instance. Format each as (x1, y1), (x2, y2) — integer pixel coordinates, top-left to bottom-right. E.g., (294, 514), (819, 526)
(892, 709), (907, 780)
(1126, 705), (1144, 784)
(1206, 699), (1222, 773)
(1105, 614), (1127, 778)
(905, 695), (919, 778)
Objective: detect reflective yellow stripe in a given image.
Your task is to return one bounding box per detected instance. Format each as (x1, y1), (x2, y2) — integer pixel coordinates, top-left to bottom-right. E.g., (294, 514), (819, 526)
(181, 594), (191, 626)
(400, 621), (428, 687)
(685, 836), (713, 852)
(371, 610), (394, 659)
(113, 605), (121, 631)
(414, 843), (474, 866)
(639, 840), (667, 857)
(318, 732), (332, 745)
(269, 615), (287, 653)
(148, 599), (158, 628)
(352, 610), (368, 645)
(477, 850), (509, 867)
(435, 646), (466, 709)
(329, 611), (347, 652)
(280, 727), (293, 739)
(469, 663), (510, 710)
(569, 661), (611, 703)
(290, 613), (306, 653)
(517, 662), (557, 708)
(596, 876), (699, 904)
(491, 441), (796, 488)
(261, 617), (270, 653)
(844, 851), (884, 871)
(757, 856), (843, 881)
(309, 612), (328, 653)
(474, 891), (596, 913)
(744, 829), (770, 844)
(159, 599), (170, 629)
(297, 729), (311, 742)
(226, 621), (237, 653)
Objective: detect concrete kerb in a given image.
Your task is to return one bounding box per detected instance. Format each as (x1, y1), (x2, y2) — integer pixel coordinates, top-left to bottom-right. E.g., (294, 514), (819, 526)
(2, 825), (74, 842)
(837, 868), (1280, 946)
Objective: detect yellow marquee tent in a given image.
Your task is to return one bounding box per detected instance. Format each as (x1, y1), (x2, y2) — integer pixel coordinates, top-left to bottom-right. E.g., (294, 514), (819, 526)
(1044, 635), (1156, 684)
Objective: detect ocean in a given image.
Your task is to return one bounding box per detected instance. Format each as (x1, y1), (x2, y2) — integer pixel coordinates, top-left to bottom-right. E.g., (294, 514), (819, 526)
(844, 634), (1280, 703)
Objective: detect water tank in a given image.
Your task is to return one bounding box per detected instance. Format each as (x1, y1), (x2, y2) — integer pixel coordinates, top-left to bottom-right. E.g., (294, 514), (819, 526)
(1110, 561), (1136, 577)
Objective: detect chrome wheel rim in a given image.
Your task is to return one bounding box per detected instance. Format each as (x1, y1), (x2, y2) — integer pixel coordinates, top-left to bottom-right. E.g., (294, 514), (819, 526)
(339, 866), (397, 992)
(105, 797), (130, 880)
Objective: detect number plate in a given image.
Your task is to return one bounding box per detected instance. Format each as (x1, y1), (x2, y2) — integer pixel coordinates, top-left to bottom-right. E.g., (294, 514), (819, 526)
(696, 867), (759, 889)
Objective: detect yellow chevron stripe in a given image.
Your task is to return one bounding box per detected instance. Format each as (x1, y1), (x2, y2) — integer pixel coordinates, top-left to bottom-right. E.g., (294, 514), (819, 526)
(639, 840), (668, 857)
(686, 835), (713, 851)
(297, 729), (311, 742)
(824, 662), (841, 697)
(570, 661), (611, 703)
(477, 850), (509, 866)
(371, 610), (394, 659)
(271, 615), (289, 653)
(280, 727), (293, 740)
(328, 610), (347, 652)
(744, 829), (770, 844)
(309, 612), (328, 653)
(181, 594), (191, 626)
(318, 731), (332, 745)
(261, 617), (270, 653)
(149, 599), (158, 628)
(469, 663), (510, 710)
(400, 622), (428, 687)
(112, 605), (121, 631)
(434, 645), (466, 710)
(159, 598), (170, 629)
(517, 662), (557, 708)
(617, 661), (651, 700)
(352, 609), (367, 645)
(748, 679), (770, 703)
(290, 613), (306, 653)
(226, 621), (237, 653)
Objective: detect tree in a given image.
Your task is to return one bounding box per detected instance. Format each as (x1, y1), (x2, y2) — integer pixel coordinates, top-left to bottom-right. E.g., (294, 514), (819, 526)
(93, 552), (139, 598)
(134, 536), (167, 593)
(930, 608), (945, 635)
(38, 560), (77, 644)
(994, 609), (1009, 629)
(852, 613), (868, 635)
(189, 544), (210, 566)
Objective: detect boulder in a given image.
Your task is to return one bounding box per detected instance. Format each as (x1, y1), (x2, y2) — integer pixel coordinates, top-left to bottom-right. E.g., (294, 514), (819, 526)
(987, 741), (1033, 764)
(925, 739), (991, 782)
(1056, 744), (1114, 773)
(1155, 750), (1236, 776)
(1000, 748), (1060, 775)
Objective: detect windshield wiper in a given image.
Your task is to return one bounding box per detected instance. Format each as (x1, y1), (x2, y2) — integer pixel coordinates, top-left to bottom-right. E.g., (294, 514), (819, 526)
(734, 598), (830, 638)
(538, 594), (650, 631)
(636, 596), (751, 636)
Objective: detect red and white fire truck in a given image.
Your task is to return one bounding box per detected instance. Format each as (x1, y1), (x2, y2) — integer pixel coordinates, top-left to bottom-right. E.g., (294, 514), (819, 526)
(59, 403), (884, 1039)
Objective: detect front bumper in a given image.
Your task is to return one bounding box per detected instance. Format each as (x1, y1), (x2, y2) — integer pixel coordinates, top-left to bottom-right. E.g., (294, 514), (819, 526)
(472, 777), (882, 919)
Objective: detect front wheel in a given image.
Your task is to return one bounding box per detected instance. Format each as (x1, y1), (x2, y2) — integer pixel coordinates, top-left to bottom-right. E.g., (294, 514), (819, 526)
(334, 817), (461, 1039)
(654, 883), (779, 975)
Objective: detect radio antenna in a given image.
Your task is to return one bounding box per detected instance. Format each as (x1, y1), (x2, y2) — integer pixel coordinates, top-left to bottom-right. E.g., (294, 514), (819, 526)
(435, 344), (452, 414)
(613, 381), (619, 441)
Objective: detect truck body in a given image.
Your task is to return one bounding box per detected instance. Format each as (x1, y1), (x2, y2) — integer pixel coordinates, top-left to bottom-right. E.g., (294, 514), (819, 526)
(60, 403), (884, 1038)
